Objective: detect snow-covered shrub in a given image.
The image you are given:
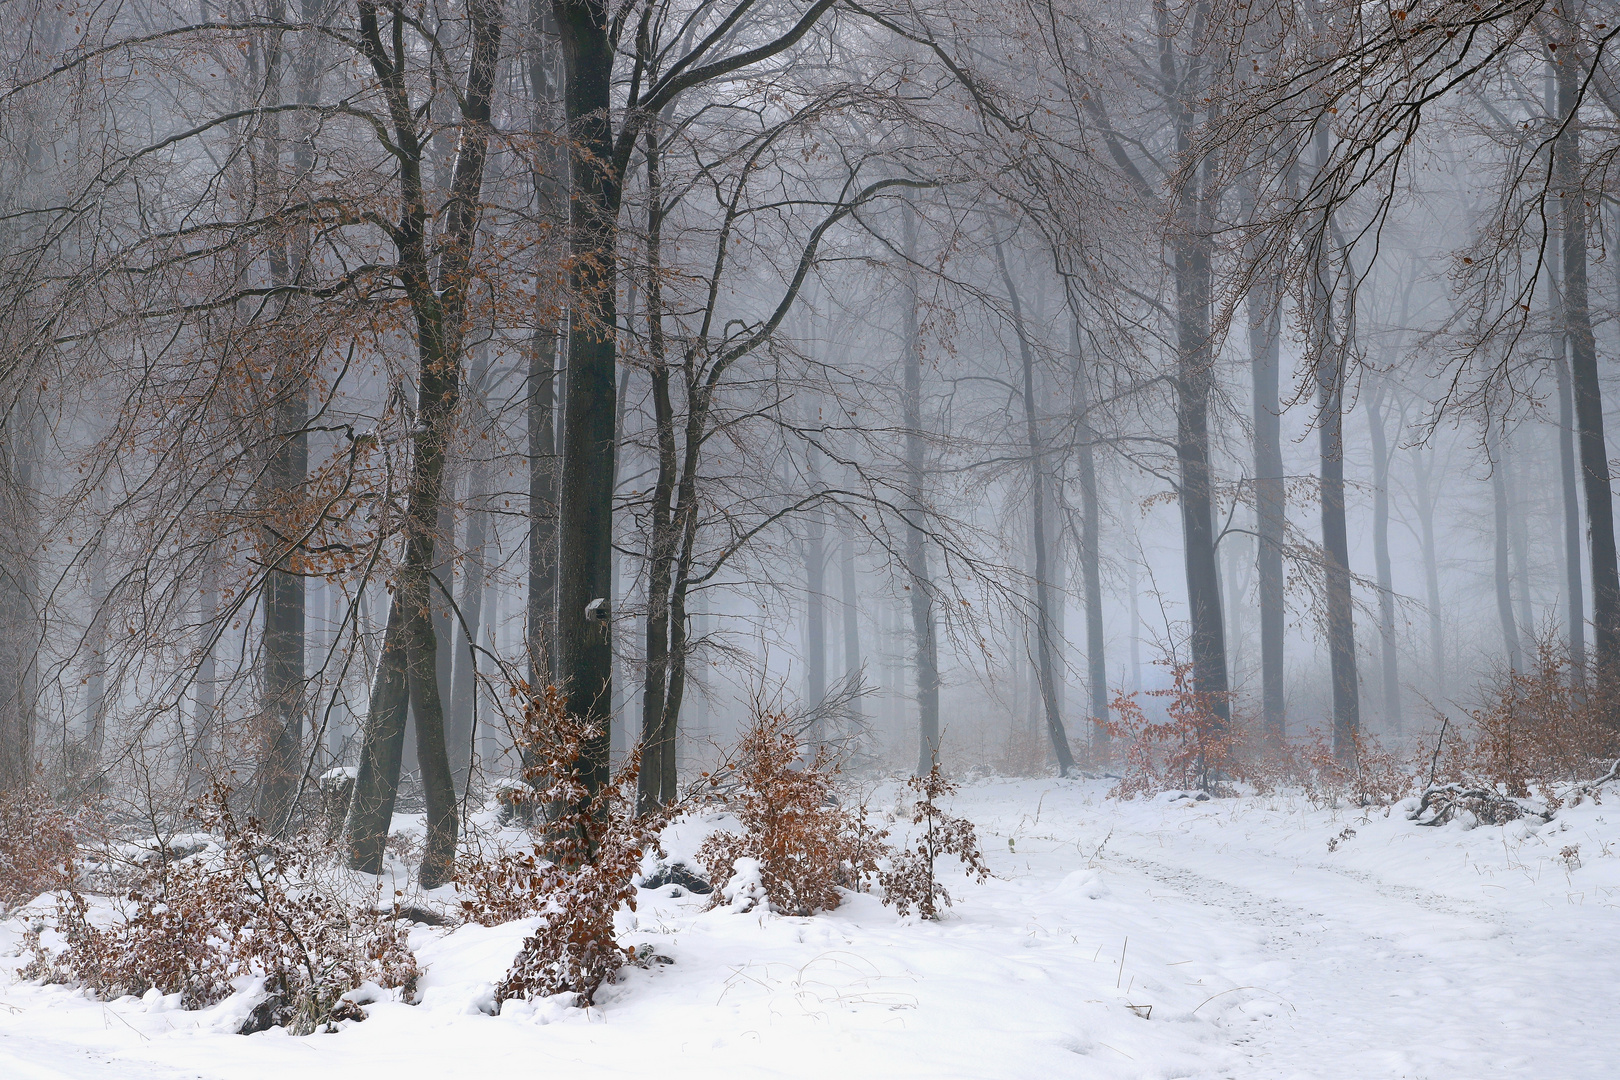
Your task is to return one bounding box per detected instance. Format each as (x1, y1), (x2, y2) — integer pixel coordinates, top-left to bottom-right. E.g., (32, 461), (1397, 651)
(1103, 661), (1238, 797)
(0, 783), (81, 911)
(1431, 641), (1615, 800)
(1291, 729), (1414, 808)
(881, 760), (988, 919)
(483, 685), (664, 1007)
(45, 785), (418, 1033)
(697, 710), (886, 915)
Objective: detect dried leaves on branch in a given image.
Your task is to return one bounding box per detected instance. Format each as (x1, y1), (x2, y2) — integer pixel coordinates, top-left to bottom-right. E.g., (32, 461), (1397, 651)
(461, 686), (665, 1007)
(40, 786), (417, 1034)
(697, 711), (887, 916)
(880, 759), (988, 920)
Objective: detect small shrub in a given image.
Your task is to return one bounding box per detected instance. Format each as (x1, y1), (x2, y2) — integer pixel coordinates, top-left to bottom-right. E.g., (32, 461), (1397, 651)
(0, 784), (81, 911)
(1104, 661), (1237, 798)
(880, 759), (988, 919)
(48, 786), (418, 1033)
(485, 685), (664, 1007)
(1432, 642), (1616, 798)
(1293, 729), (1415, 809)
(697, 710), (886, 915)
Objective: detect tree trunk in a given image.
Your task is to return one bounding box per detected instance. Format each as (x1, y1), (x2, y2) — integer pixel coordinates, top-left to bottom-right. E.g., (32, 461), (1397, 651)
(1556, 353), (1586, 689)
(552, 0), (619, 795)
(1488, 427), (1523, 672)
(1553, 39), (1620, 704)
(1411, 447), (1446, 701)
(840, 514), (863, 726)
(1249, 267), (1286, 746)
(1070, 324), (1109, 756)
(1310, 168), (1359, 759)
(188, 555), (219, 795)
(804, 500), (828, 736)
(901, 204), (940, 775)
(448, 356), (491, 797)
(996, 241), (1074, 776)
(256, 20), (310, 830)
(0, 423), (37, 795)
(346, 0), (502, 883)
(1366, 376), (1402, 734)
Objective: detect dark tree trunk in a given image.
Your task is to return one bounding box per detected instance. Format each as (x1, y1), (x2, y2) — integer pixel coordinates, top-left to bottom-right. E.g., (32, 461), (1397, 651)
(447, 355), (492, 797)
(996, 242), (1074, 776)
(84, 510), (107, 765)
(1366, 377), (1402, 734)
(1310, 236), (1358, 759)
(1553, 41), (1620, 702)
(525, 0), (564, 695)
(551, 0), (620, 795)
(0, 424), (37, 795)
(1248, 258), (1286, 745)
(255, 21), (310, 829)
(345, 0), (503, 885)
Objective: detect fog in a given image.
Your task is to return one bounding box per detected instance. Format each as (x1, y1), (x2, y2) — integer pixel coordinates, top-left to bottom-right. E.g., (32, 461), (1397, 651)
(0, 0), (1613, 854)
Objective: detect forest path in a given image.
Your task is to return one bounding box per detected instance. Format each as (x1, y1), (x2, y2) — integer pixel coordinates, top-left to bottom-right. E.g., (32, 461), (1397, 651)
(961, 779), (1620, 1079)
(2, 778), (1618, 1079)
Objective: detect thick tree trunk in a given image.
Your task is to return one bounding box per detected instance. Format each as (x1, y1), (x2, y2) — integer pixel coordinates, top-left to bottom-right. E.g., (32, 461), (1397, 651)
(1249, 270), (1286, 745)
(1366, 377), (1402, 734)
(1309, 217), (1358, 758)
(448, 415), (490, 797)
(552, 0), (619, 794)
(346, 0), (502, 884)
(996, 242), (1074, 776)
(84, 512), (107, 765)
(255, 23), (310, 829)
(1554, 43), (1620, 703)
(0, 425), (37, 795)
(188, 555), (219, 794)
(804, 502), (828, 733)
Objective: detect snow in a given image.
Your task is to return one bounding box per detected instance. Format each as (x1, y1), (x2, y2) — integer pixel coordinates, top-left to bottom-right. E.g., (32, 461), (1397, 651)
(4, 777), (1618, 1078)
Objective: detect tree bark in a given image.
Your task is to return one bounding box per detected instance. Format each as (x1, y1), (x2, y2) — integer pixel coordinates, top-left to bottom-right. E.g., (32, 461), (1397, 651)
(840, 513), (863, 725)
(1366, 376), (1402, 734)
(448, 354), (492, 797)
(552, 0), (618, 794)
(1248, 249), (1286, 746)
(1553, 36), (1620, 703)
(1488, 426), (1524, 672)
(1069, 320), (1108, 758)
(345, 0), (503, 884)
(902, 204), (940, 776)
(1556, 353), (1586, 689)
(996, 241), (1074, 776)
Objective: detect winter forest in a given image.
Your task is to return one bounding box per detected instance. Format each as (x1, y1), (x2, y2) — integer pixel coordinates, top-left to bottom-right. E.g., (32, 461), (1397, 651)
(2, 0), (1619, 1076)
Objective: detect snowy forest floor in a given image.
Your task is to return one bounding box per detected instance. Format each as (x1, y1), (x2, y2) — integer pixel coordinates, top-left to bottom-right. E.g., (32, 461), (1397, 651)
(3, 777), (1617, 1079)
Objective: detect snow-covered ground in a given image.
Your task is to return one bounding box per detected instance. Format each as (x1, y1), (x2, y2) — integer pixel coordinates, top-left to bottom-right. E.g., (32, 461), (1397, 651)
(3, 778), (1617, 1079)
